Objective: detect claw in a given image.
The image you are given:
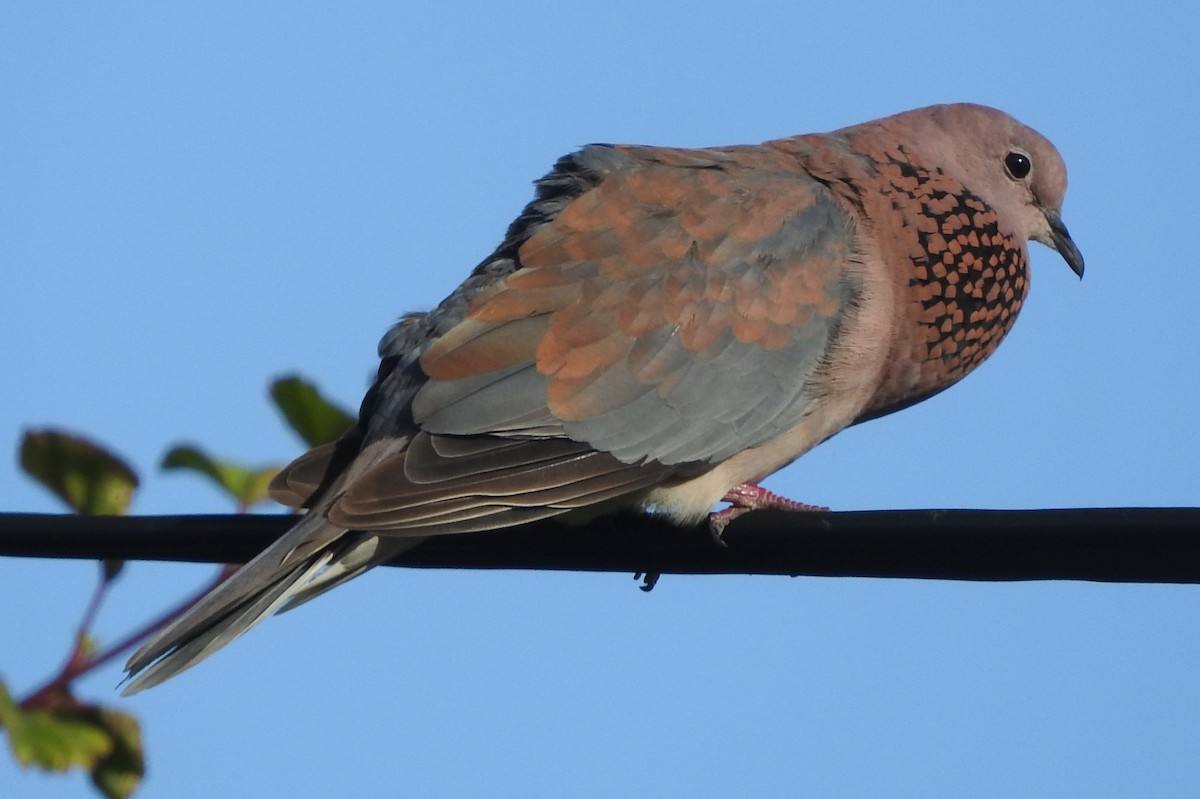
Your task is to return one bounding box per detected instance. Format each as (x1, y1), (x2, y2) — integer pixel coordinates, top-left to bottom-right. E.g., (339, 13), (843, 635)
(634, 571), (661, 592)
(708, 482), (828, 539)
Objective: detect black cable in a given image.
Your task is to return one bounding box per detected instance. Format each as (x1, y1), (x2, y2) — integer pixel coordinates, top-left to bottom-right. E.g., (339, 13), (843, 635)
(3, 508), (1200, 583)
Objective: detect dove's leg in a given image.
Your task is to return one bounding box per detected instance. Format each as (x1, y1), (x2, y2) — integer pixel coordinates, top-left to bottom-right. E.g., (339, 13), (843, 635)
(708, 482), (829, 539)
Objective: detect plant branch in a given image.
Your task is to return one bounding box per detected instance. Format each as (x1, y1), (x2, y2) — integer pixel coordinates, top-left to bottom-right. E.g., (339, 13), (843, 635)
(20, 564), (235, 708)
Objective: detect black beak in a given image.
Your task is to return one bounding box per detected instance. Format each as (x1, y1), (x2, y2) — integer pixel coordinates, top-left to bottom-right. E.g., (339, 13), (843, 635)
(1045, 208), (1085, 279)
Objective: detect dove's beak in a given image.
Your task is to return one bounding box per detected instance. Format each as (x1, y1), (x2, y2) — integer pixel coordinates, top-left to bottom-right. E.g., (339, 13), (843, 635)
(1043, 208), (1085, 279)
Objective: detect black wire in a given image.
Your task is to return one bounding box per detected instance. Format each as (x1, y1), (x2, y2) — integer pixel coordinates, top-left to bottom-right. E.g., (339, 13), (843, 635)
(3, 508), (1200, 583)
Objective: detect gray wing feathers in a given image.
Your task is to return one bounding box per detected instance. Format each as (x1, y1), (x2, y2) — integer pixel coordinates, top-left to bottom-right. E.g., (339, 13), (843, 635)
(408, 174), (859, 469)
(268, 440), (340, 508)
(329, 432), (674, 530)
(413, 363), (557, 435)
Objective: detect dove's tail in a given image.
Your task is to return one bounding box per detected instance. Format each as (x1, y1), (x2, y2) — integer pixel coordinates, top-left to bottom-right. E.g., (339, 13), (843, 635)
(120, 509), (421, 694)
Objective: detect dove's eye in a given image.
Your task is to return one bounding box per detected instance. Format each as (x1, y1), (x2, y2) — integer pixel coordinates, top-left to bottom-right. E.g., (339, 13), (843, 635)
(1004, 151), (1032, 180)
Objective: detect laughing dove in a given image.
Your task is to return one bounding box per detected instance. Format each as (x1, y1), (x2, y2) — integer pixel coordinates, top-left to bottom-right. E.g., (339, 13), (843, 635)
(124, 103), (1084, 692)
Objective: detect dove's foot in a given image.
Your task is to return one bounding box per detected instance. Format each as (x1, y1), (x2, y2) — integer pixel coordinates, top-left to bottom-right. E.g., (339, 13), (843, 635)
(708, 483), (829, 541)
(633, 571), (661, 592)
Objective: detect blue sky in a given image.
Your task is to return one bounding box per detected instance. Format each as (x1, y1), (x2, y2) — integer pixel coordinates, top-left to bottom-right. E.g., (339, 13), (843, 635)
(3, 2), (1199, 796)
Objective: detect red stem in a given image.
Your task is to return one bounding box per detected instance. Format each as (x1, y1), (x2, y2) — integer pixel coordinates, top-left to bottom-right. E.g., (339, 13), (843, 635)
(20, 564), (236, 709)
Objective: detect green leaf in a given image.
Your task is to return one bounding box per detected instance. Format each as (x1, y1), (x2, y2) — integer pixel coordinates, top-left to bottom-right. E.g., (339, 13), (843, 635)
(19, 429), (139, 515)
(0, 682), (144, 798)
(160, 444), (280, 509)
(2, 688), (109, 772)
(87, 708), (143, 799)
(0, 679), (20, 731)
(269, 374), (355, 447)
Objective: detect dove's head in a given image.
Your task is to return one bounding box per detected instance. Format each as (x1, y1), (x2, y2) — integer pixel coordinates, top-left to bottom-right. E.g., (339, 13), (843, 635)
(883, 103), (1085, 278)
